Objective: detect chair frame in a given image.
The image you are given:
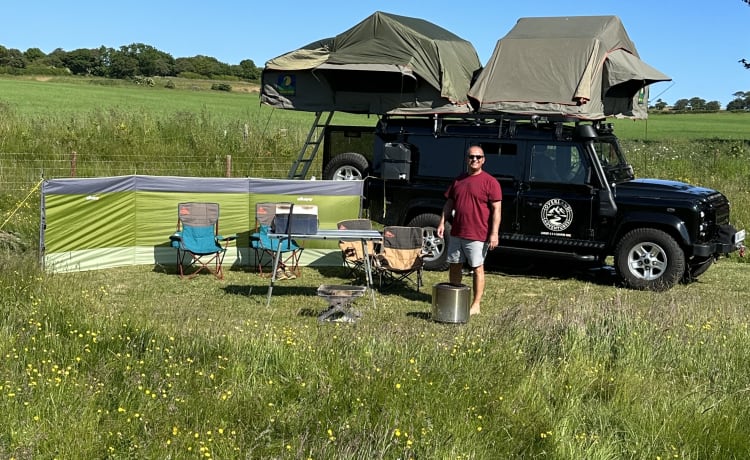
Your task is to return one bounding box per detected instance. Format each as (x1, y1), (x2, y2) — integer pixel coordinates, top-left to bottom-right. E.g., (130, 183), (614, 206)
(170, 202), (235, 280)
(336, 218), (377, 281)
(250, 202), (303, 278)
(374, 226), (424, 291)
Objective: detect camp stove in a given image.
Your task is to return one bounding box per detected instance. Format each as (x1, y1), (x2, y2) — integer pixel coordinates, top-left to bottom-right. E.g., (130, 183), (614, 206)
(316, 285), (366, 323)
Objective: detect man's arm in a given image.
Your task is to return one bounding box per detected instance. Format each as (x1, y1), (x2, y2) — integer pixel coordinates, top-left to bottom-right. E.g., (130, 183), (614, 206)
(488, 200), (501, 249)
(437, 198), (454, 238)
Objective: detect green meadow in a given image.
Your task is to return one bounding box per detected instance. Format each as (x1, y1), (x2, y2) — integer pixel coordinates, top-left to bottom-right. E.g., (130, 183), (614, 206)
(1, 76), (750, 459)
(613, 111), (750, 141)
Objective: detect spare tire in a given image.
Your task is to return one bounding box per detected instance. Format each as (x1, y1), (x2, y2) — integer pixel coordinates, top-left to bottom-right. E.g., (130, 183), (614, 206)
(323, 153), (369, 181)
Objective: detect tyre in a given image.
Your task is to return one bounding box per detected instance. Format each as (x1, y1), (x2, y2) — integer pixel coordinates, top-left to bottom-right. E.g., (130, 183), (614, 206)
(322, 153), (369, 181)
(408, 213), (449, 271)
(614, 228), (685, 291)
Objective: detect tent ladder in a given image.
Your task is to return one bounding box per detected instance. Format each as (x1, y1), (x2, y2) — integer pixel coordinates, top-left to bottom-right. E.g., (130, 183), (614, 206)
(287, 111), (334, 179)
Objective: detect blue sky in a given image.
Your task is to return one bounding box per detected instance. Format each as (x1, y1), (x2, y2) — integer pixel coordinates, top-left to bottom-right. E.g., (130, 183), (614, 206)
(3, 1), (748, 106)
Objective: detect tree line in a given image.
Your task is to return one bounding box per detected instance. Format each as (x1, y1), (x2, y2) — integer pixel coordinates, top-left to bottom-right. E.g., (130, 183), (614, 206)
(651, 92), (750, 112)
(0, 43), (261, 81)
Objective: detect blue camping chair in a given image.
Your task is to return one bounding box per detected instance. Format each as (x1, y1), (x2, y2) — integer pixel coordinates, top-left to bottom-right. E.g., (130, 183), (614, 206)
(170, 202), (235, 279)
(250, 202), (303, 279)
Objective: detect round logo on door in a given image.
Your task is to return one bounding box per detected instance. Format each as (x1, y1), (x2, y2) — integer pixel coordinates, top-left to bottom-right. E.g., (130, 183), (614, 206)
(541, 198), (573, 232)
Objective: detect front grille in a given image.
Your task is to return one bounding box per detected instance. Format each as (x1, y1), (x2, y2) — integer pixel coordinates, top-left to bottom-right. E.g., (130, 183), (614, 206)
(706, 193), (730, 225)
(699, 193), (732, 244)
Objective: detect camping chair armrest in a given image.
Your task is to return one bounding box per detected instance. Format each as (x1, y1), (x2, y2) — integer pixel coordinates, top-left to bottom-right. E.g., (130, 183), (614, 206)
(169, 232), (183, 248)
(372, 254), (385, 268)
(216, 234), (237, 248)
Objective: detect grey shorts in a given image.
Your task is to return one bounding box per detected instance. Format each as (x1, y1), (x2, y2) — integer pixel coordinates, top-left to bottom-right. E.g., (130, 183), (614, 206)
(445, 235), (488, 268)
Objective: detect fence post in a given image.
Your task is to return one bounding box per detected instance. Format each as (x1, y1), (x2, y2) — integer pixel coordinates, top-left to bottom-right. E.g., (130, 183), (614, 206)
(226, 155), (232, 178)
(70, 150), (77, 177)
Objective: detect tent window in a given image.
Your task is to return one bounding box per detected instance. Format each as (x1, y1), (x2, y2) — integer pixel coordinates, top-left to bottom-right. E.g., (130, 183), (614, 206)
(318, 69), (417, 93)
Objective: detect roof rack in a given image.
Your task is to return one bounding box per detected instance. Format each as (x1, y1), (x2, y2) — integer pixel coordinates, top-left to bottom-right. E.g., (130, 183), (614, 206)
(378, 111), (614, 140)
(381, 111), (604, 124)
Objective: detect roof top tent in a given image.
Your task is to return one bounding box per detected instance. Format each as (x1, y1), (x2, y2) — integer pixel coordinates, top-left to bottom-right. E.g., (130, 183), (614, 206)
(468, 15), (671, 120)
(260, 11), (482, 115)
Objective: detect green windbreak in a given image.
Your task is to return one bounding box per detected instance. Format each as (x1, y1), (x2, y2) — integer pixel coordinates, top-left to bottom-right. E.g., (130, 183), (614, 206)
(42, 175), (364, 272)
(45, 191), (136, 252)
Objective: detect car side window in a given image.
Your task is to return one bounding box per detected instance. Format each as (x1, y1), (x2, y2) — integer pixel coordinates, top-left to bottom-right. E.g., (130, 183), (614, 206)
(530, 144), (588, 184)
(593, 141), (617, 166)
(559, 145), (588, 184)
(478, 141), (522, 179)
(530, 144), (559, 182)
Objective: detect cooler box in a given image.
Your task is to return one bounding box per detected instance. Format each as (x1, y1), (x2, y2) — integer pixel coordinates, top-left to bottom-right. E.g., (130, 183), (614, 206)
(272, 203), (319, 234)
(382, 142), (411, 180)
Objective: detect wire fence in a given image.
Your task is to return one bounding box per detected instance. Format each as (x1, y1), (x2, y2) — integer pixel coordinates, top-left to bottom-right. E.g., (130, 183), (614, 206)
(0, 147), (327, 196)
(0, 105), (331, 200)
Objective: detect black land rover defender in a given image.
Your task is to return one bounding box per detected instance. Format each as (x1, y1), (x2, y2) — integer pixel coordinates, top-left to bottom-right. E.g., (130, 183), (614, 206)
(321, 114), (745, 291)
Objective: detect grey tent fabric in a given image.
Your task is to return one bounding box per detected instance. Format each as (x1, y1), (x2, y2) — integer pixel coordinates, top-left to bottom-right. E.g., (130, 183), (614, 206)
(468, 16), (671, 120)
(261, 11), (481, 115)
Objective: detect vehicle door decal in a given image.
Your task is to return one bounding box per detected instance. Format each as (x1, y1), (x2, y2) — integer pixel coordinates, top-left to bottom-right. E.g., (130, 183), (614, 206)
(541, 198), (574, 233)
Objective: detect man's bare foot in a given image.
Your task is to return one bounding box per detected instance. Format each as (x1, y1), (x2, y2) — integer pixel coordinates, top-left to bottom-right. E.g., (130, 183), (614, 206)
(469, 306), (480, 316)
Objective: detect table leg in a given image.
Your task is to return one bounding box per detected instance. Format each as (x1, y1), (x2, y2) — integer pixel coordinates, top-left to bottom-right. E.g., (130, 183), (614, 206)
(266, 241), (284, 307)
(361, 238), (377, 308)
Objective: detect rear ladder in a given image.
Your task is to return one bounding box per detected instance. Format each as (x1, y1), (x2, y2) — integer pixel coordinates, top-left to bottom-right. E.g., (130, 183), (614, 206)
(287, 111), (334, 179)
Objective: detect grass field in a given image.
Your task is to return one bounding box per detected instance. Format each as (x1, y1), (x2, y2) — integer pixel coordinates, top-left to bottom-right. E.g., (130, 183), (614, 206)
(2, 75), (747, 139)
(612, 111), (750, 141)
(2, 250), (749, 458)
(1, 76), (750, 458)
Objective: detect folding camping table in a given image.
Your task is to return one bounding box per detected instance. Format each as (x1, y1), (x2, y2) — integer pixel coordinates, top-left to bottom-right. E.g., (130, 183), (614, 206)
(265, 229), (383, 309)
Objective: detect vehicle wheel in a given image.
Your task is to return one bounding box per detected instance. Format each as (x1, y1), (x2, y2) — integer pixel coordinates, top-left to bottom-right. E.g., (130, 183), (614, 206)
(322, 153), (369, 181)
(408, 213), (449, 271)
(683, 256), (715, 282)
(614, 228), (685, 291)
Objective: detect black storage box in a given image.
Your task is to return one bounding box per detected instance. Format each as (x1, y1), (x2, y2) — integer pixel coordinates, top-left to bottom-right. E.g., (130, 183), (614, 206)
(382, 142), (411, 180)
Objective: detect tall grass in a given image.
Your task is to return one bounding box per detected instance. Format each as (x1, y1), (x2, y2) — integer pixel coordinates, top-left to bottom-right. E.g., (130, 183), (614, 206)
(0, 78), (368, 193)
(1, 250), (749, 458)
(621, 138), (750, 233)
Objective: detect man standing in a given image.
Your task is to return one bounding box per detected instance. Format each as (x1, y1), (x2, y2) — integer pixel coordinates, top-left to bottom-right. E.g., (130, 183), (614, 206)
(437, 145), (502, 315)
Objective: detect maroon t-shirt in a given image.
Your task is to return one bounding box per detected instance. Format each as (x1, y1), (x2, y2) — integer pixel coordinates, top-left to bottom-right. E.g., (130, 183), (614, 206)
(445, 171), (502, 242)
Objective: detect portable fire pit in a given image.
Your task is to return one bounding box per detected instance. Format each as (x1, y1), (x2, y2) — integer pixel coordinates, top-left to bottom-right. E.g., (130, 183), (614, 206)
(316, 284), (367, 323)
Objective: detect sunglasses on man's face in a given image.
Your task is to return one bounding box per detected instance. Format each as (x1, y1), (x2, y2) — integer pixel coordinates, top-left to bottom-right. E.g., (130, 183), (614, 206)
(468, 155), (484, 160)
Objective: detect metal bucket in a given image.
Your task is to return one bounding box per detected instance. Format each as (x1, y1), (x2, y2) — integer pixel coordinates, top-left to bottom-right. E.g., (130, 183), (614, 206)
(431, 283), (470, 323)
